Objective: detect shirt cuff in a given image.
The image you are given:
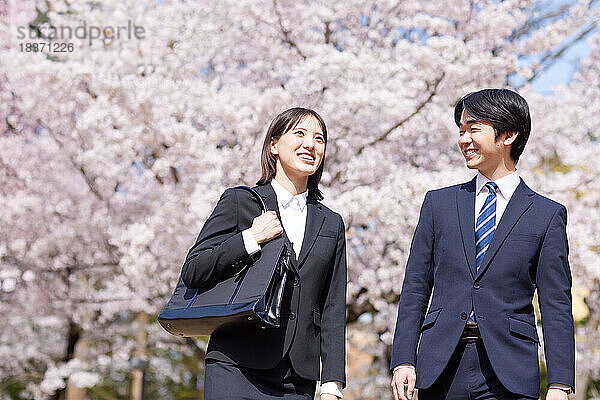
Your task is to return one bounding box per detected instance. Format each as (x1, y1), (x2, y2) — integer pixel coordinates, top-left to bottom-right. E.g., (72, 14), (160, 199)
(242, 228), (261, 255)
(320, 381), (343, 398)
(548, 383), (572, 393)
(393, 364), (415, 373)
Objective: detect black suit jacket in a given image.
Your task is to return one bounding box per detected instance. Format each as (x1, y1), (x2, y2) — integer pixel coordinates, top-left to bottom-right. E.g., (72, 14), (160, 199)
(390, 178), (575, 397)
(181, 183), (347, 385)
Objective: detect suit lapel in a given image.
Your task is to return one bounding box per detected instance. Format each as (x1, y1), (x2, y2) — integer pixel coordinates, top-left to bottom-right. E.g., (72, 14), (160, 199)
(457, 178), (477, 278)
(297, 195), (325, 267)
(474, 179), (534, 280)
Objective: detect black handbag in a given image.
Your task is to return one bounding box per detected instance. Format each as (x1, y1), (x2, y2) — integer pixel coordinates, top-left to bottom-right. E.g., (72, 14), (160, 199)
(158, 186), (295, 337)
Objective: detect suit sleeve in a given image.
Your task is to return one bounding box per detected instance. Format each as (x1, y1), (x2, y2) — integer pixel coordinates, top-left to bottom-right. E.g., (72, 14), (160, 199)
(390, 191), (435, 370)
(181, 188), (255, 289)
(536, 205), (575, 389)
(319, 214), (347, 387)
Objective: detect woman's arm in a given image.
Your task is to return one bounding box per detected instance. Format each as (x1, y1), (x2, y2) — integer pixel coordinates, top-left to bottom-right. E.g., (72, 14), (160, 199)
(319, 214), (347, 387)
(181, 188), (254, 289)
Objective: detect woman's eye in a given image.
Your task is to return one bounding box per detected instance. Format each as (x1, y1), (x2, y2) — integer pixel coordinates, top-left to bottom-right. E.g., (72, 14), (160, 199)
(315, 136), (324, 143)
(295, 130), (304, 136)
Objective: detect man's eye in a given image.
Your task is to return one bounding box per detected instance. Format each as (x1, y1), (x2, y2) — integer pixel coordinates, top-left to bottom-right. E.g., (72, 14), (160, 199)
(315, 136), (324, 143)
(295, 130), (304, 136)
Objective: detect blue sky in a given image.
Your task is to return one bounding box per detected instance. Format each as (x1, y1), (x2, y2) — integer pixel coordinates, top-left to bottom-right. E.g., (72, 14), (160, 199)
(522, 0), (597, 94)
(524, 36), (591, 94)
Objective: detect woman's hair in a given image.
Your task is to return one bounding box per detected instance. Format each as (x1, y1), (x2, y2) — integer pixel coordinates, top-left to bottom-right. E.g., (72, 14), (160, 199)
(256, 107), (327, 201)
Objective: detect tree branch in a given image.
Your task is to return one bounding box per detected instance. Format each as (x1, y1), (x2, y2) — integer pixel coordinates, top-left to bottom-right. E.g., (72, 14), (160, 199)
(355, 72), (445, 156)
(273, 0), (306, 59)
(521, 22), (597, 87)
(39, 119), (105, 201)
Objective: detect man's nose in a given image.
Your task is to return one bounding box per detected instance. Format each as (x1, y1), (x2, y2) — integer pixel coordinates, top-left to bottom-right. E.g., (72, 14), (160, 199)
(458, 131), (471, 145)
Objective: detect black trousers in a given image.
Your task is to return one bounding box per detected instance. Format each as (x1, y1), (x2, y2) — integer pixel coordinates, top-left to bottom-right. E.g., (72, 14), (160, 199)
(204, 355), (316, 400)
(418, 340), (536, 400)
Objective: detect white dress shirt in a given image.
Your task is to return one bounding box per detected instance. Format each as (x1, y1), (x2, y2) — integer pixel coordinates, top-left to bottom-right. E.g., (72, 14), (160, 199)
(475, 170), (520, 226)
(241, 179), (343, 398)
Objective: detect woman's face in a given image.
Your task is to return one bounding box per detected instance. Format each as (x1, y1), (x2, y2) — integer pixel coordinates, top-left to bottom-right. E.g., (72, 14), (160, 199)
(270, 115), (325, 179)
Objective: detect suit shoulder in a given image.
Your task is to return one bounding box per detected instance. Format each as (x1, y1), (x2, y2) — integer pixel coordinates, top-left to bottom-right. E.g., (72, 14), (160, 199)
(318, 202), (342, 218)
(427, 182), (466, 198)
(535, 197), (567, 225)
(534, 194), (564, 209)
(218, 187), (264, 215)
(316, 201), (344, 224)
(528, 189), (566, 212)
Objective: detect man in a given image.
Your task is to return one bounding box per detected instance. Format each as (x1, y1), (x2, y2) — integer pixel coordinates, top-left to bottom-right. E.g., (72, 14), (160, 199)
(390, 89), (575, 400)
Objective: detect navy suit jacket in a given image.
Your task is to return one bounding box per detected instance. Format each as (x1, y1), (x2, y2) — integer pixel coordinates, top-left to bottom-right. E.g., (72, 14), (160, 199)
(181, 183), (347, 386)
(390, 177), (575, 398)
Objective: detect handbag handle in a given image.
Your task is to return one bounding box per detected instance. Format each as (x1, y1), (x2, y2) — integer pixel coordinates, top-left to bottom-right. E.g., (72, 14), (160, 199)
(233, 185), (268, 214)
(233, 185), (297, 276)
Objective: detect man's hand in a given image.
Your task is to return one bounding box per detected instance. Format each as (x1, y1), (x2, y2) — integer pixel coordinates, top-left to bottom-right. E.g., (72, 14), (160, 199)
(546, 388), (568, 400)
(320, 394), (340, 400)
(391, 366), (416, 400)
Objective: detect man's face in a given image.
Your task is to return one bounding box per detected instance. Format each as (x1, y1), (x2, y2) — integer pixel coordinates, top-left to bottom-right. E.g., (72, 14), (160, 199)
(458, 110), (507, 177)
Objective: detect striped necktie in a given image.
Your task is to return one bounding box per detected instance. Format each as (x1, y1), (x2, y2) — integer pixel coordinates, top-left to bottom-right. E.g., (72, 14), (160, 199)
(470, 181), (498, 322)
(475, 181), (498, 270)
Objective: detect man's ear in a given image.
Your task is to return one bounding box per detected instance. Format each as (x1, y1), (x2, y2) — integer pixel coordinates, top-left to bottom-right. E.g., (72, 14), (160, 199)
(503, 131), (518, 146)
(270, 138), (279, 155)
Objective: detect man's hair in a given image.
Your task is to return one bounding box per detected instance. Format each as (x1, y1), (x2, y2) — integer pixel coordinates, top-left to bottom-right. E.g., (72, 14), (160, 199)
(256, 107), (327, 200)
(454, 89), (531, 164)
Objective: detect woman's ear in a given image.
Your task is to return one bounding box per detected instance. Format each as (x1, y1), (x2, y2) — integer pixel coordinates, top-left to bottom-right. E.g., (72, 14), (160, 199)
(270, 138), (279, 155)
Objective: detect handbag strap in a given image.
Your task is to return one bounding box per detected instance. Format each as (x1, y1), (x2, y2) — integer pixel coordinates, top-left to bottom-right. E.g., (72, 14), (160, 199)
(233, 185), (268, 213)
(234, 185), (298, 275)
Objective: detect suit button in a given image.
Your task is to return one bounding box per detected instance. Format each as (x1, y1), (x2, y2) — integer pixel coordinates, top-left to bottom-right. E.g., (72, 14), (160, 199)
(461, 312), (467, 320)
(293, 277), (299, 286)
(289, 312), (296, 320)
(473, 282), (481, 289)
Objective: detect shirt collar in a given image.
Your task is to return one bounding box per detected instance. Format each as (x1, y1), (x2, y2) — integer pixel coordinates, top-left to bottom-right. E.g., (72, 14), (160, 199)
(270, 179), (308, 211)
(476, 170), (520, 200)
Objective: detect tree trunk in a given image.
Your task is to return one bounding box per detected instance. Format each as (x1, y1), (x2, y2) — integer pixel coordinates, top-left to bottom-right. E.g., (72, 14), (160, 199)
(50, 319), (82, 400)
(65, 334), (89, 400)
(131, 312), (148, 400)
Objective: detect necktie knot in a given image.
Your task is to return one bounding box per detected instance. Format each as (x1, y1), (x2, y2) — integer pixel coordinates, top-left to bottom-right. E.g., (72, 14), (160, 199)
(486, 181), (498, 195)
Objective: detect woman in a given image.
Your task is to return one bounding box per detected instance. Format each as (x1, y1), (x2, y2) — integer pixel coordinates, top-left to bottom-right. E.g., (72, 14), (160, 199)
(181, 108), (347, 400)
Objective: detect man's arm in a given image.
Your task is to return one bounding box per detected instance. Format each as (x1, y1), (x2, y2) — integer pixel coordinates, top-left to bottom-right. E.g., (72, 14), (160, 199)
(390, 191), (435, 368)
(390, 191), (435, 400)
(536, 205), (575, 392)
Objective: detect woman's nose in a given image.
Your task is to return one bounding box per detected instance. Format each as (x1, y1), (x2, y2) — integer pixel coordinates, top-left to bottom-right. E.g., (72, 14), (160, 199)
(303, 137), (314, 149)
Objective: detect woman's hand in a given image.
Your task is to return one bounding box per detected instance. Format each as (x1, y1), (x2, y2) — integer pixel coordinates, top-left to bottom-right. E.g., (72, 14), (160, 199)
(250, 211), (283, 244)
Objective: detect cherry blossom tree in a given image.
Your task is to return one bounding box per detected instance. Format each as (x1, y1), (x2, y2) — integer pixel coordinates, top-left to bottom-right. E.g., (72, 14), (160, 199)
(1, 0), (598, 398)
